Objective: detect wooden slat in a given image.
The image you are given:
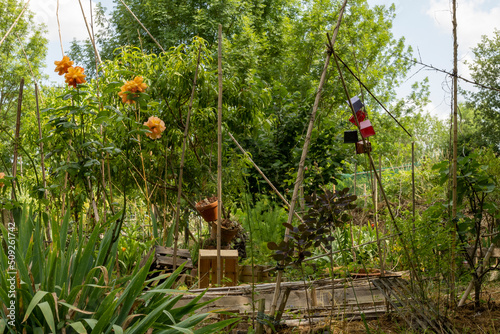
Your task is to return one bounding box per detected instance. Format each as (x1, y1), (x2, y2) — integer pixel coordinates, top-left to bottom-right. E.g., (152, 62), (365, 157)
(155, 246), (191, 258)
(156, 256), (193, 269)
(199, 249), (238, 259)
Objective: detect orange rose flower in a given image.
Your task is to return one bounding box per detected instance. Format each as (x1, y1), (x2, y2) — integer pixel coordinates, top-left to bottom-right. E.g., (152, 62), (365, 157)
(144, 116), (166, 140)
(0, 172), (4, 188)
(65, 66), (86, 88)
(118, 76), (148, 104)
(54, 56), (74, 75)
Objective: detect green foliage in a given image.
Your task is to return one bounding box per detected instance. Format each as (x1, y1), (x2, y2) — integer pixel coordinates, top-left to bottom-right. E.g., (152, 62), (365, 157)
(0, 0), (48, 201)
(235, 194), (288, 264)
(267, 188), (357, 266)
(465, 29), (500, 149)
(0, 205), (238, 332)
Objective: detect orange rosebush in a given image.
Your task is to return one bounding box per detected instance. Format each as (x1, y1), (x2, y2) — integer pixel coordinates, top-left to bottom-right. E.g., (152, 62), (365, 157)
(54, 56), (74, 75)
(144, 116), (166, 140)
(65, 66), (86, 88)
(118, 76), (148, 104)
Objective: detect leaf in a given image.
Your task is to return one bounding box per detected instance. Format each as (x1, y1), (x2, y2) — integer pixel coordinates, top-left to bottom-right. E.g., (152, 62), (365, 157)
(267, 242), (279, 250)
(23, 291), (49, 322)
(68, 322), (88, 334)
(58, 301), (95, 315)
(38, 302), (57, 333)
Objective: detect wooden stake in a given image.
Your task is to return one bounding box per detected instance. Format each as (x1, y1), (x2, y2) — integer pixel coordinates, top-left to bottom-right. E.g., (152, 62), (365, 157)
(217, 24), (223, 286)
(255, 299), (266, 334)
(35, 83), (52, 241)
(172, 44), (203, 270)
(451, 0), (458, 302)
(412, 142), (415, 229)
(0, 0), (30, 47)
(268, 0), (349, 320)
(77, 0), (102, 63)
(11, 78), (24, 201)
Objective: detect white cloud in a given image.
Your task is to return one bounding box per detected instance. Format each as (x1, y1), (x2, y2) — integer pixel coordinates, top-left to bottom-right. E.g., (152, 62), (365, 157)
(30, 0), (98, 44)
(426, 0), (500, 97)
(427, 0), (500, 59)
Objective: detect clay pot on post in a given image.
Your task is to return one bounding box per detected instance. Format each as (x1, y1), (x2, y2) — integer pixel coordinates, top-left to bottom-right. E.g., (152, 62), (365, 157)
(210, 221), (240, 243)
(195, 197), (218, 222)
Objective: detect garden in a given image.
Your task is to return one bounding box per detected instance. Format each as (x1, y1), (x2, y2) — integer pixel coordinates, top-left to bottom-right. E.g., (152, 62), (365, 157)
(1, 0), (500, 333)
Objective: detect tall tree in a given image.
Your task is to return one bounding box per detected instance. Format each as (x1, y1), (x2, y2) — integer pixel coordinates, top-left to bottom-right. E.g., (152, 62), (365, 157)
(465, 29), (500, 149)
(0, 0), (47, 178)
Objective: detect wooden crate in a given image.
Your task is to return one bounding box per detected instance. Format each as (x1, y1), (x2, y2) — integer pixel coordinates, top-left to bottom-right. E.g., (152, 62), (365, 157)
(140, 246), (195, 287)
(154, 246), (193, 270)
(198, 249), (238, 288)
(238, 265), (273, 283)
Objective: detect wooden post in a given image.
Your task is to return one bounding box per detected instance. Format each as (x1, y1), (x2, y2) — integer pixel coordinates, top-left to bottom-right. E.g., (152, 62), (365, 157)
(451, 0), (458, 302)
(172, 44), (203, 269)
(350, 161), (358, 262)
(412, 142), (415, 229)
(275, 288), (291, 324)
(11, 78), (24, 201)
(0, 0), (30, 47)
(353, 161), (357, 196)
(255, 299), (266, 334)
(217, 24), (223, 286)
(268, 0), (349, 319)
(35, 83), (52, 241)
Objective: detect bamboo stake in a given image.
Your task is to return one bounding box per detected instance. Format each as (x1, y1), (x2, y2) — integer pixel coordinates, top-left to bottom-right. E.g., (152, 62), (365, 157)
(451, 0), (458, 303)
(11, 79), (24, 201)
(172, 44), (203, 270)
(268, 0), (349, 320)
(217, 24), (223, 286)
(0, 0), (30, 47)
(227, 131), (303, 223)
(412, 142), (415, 228)
(77, 0), (102, 64)
(35, 83), (52, 242)
(56, 0), (64, 56)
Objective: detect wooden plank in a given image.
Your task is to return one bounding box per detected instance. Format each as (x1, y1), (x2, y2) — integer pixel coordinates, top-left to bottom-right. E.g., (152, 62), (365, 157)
(156, 256), (193, 269)
(199, 249), (238, 259)
(239, 276), (273, 283)
(156, 246), (191, 258)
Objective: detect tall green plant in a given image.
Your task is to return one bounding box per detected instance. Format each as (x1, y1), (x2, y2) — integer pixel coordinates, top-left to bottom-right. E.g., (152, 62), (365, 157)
(0, 205), (238, 332)
(432, 150), (499, 309)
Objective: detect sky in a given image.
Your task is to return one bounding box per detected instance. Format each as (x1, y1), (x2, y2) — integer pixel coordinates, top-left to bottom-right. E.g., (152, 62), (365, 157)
(28, 0), (500, 120)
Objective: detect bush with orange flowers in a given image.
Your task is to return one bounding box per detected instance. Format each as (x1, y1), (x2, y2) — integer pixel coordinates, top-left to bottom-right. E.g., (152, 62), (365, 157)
(143, 116), (166, 140)
(118, 76), (148, 104)
(54, 55), (86, 87)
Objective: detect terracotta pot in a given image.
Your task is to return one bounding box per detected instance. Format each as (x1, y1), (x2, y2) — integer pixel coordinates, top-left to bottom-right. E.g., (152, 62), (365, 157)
(196, 200), (218, 222)
(210, 222), (239, 243)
